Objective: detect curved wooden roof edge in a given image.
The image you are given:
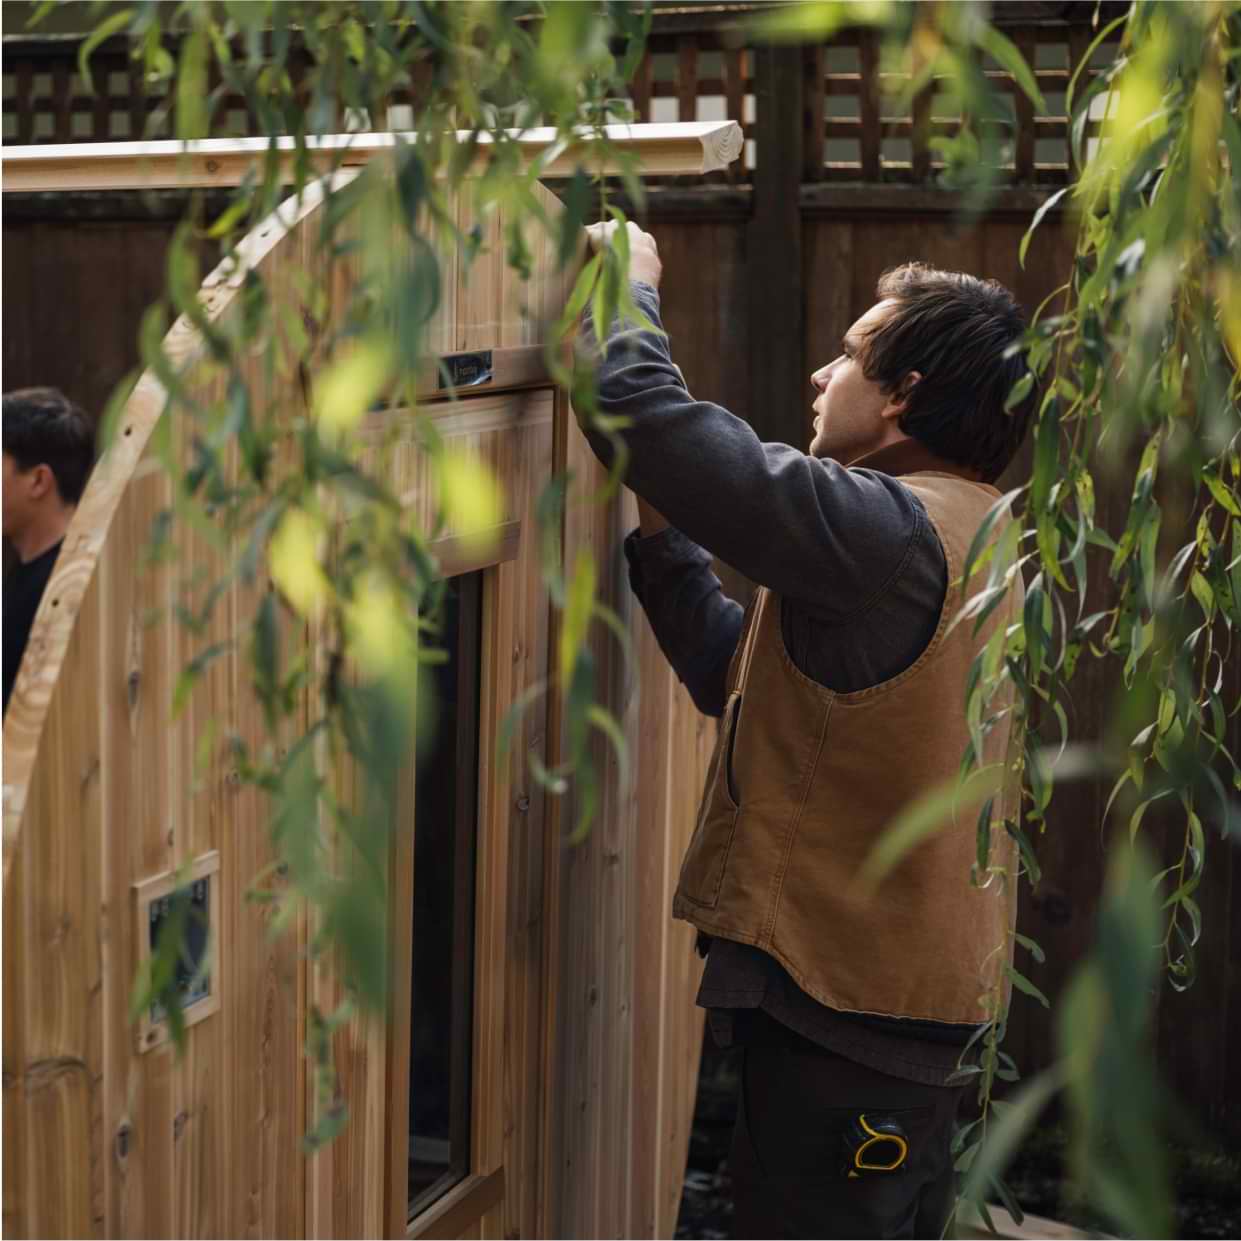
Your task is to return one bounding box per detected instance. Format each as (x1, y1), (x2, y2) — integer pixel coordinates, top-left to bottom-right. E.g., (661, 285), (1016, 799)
(1, 174), (345, 886)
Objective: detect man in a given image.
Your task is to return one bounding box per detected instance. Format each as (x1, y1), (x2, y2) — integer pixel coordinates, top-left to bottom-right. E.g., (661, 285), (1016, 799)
(582, 222), (1033, 1239)
(3, 387), (95, 713)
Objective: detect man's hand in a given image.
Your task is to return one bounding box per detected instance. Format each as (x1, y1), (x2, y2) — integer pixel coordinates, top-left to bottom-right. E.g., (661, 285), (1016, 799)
(585, 220), (662, 289)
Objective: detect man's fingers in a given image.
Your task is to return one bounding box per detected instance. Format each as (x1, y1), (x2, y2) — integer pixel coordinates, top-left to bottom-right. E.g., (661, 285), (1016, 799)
(585, 220), (619, 252)
(585, 220), (656, 254)
(584, 221), (662, 289)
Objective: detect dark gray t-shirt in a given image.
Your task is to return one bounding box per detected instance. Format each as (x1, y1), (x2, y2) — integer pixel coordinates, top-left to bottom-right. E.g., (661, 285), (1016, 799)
(586, 283), (980, 1084)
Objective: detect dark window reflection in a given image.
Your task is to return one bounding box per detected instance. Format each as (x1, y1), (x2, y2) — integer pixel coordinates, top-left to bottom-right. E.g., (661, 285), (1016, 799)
(409, 572), (482, 1218)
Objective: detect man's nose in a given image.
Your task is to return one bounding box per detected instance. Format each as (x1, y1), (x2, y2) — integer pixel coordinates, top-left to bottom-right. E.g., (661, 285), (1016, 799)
(811, 366), (830, 392)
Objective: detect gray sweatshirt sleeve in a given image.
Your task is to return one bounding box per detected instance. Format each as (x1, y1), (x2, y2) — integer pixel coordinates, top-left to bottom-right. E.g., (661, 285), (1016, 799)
(623, 526), (743, 718)
(582, 283), (925, 623)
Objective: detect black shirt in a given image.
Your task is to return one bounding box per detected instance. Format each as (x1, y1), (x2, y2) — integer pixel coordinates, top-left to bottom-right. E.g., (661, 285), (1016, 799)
(3, 541), (62, 713)
(585, 284), (980, 1085)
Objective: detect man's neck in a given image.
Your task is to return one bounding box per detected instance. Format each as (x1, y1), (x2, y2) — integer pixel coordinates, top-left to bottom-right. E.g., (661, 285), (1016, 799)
(848, 438), (984, 482)
(11, 506), (72, 564)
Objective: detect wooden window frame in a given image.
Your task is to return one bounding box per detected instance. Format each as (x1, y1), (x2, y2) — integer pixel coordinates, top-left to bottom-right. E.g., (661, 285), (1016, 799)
(384, 379), (555, 1239)
(386, 559), (514, 1238)
(407, 570), (483, 1220)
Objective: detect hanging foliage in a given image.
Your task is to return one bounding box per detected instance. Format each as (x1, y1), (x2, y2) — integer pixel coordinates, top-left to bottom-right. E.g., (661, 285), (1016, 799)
(57, 0), (654, 1147)
(848, 3), (1240, 1234)
(964, 5), (1238, 1234)
(49, 0), (1240, 1224)
(756, 2), (1238, 1234)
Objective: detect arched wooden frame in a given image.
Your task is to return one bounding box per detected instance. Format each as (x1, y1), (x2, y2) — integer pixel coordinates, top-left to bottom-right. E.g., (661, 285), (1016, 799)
(3, 134), (721, 1240)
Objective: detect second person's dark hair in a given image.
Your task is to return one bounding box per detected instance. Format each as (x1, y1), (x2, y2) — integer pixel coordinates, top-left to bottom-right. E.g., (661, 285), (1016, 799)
(858, 263), (1034, 483)
(2, 387), (96, 504)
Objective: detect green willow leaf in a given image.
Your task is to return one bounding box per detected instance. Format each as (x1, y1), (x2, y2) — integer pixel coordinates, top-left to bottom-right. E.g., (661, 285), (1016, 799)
(1014, 931), (1046, 964)
(177, 30), (211, 141)
(977, 25), (1046, 113)
(1006, 818), (1043, 889)
(77, 9), (134, 95)
(960, 1067), (1066, 1211)
(1020, 188), (1070, 269)
(1005, 964), (1051, 1008)
(559, 548), (598, 684)
(959, 486), (1025, 594)
(1004, 371), (1035, 412)
(1204, 470), (1241, 518)
(857, 764), (1005, 893)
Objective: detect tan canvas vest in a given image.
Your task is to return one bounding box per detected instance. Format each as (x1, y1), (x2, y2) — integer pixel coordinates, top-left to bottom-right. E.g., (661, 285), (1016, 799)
(671, 472), (1022, 1025)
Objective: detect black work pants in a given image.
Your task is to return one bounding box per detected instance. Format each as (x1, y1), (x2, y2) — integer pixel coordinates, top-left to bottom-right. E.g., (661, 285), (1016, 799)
(728, 1013), (968, 1239)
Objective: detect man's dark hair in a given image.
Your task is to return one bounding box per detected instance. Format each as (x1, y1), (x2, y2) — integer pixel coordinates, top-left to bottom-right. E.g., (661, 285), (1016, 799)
(3, 387), (96, 504)
(858, 263), (1035, 483)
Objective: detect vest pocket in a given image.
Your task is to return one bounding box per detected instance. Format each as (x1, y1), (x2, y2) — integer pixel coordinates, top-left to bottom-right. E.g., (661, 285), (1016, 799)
(678, 690), (742, 909)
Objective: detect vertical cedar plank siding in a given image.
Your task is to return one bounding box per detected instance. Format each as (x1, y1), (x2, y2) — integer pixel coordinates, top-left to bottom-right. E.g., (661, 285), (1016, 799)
(2, 174), (714, 1240)
(3, 3), (1237, 1176)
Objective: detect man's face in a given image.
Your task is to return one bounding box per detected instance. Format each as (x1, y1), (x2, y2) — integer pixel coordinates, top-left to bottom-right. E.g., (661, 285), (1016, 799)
(808, 299), (908, 463)
(2, 452), (47, 539)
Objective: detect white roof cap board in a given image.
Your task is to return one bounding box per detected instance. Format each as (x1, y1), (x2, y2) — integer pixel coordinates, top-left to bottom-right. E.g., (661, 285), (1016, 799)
(1, 120), (743, 191)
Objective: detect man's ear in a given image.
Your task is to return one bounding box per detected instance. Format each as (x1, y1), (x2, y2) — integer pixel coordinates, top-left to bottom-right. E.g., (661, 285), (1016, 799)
(880, 371), (922, 421)
(29, 464), (55, 500)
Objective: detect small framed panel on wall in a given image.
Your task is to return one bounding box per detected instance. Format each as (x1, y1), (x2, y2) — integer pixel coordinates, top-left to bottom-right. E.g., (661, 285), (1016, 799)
(132, 850), (222, 1053)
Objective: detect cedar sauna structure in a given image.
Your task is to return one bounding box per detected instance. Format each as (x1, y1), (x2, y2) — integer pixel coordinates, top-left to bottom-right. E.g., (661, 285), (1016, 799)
(2, 122), (742, 1239)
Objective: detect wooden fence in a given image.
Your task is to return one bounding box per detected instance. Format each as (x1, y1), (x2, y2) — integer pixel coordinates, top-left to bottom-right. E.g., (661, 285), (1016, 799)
(5, 7), (1239, 1150)
(4, 10), (1114, 185)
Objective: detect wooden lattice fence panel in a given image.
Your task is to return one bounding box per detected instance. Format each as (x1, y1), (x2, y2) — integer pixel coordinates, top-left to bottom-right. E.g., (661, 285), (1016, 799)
(4, 22), (1119, 186)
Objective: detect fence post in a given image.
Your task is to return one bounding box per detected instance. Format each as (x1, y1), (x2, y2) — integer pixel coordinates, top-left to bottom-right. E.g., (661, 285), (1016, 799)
(747, 44), (805, 449)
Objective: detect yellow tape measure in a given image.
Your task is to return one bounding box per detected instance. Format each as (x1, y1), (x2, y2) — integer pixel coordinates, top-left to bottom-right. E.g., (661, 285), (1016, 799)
(845, 1114), (910, 1178)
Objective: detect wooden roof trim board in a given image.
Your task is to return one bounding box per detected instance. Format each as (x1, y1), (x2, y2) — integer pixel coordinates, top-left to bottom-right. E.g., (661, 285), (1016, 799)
(0, 120), (744, 192)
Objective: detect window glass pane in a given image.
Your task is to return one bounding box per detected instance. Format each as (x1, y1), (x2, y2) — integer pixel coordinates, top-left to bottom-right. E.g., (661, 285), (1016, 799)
(409, 572), (483, 1218)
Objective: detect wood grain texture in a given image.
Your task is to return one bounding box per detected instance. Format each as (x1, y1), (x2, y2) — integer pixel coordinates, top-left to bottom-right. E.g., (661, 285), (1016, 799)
(859, 31), (881, 182)
(747, 44), (804, 450)
(677, 36), (699, 124)
(543, 397), (712, 1240)
(4, 166), (716, 1238)
(803, 45), (825, 183)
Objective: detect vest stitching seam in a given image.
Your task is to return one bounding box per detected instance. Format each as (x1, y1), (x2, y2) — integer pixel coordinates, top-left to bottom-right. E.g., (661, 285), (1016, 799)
(760, 694), (835, 942)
